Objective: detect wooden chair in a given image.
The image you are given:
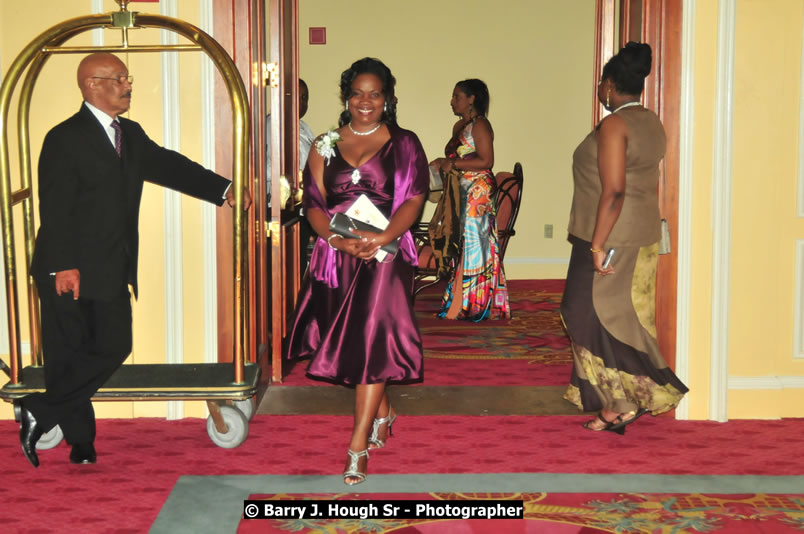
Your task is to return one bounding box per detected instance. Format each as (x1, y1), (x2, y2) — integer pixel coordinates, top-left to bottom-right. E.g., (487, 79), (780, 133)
(411, 162), (523, 295)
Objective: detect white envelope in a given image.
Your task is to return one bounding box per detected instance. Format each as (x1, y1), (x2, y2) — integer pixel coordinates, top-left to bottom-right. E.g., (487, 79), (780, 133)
(345, 194), (390, 261)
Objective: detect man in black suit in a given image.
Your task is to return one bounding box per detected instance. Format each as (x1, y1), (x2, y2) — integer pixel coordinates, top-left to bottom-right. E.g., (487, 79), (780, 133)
(18, 52), (250, 467)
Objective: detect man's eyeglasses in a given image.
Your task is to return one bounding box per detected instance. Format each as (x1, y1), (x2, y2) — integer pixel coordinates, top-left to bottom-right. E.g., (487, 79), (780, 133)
(91, 75), (134, 85)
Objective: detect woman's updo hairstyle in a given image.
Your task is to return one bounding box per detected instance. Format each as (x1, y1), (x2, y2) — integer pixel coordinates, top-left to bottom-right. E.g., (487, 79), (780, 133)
(455, 78), (490, 116)
(338, 57), (397, 127)
(601, 42), (652, 96)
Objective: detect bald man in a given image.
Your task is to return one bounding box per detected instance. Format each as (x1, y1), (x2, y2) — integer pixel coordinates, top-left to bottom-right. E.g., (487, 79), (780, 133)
(18, 53), (250, 467)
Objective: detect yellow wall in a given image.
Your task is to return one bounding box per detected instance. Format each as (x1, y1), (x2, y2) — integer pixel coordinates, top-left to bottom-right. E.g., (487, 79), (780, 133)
(299, 0), (596, 280)
(685, 0), (804, 419)
(727, 0), (804, 416)
(686, 0), (719, 420)
(731, 0), (803, 376)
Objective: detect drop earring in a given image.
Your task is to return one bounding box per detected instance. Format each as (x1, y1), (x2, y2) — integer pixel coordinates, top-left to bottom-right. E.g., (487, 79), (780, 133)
(384, 101), (387, 112)
(606, 89), (610, 109)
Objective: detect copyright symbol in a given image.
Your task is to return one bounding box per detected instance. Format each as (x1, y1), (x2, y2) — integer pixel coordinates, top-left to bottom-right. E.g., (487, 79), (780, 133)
(244, 503), (259, 518)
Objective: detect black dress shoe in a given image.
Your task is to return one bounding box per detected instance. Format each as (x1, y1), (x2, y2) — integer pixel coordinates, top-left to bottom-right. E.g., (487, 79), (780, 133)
(19, 407), (43, 468)
(69, 443), (97, 465)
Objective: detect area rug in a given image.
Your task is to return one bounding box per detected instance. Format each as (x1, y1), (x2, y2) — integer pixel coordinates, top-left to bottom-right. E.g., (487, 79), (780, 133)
(236, 491), (804, 533)
(153, 473), (804, 533)
(415, 279), (571, 363)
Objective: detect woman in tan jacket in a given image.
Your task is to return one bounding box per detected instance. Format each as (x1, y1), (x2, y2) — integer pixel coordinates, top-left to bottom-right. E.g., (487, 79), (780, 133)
(561, 43), (687, 434)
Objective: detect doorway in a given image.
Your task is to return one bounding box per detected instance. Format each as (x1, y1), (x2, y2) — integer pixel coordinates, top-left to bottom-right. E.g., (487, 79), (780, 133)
(212, 0), (681, 398)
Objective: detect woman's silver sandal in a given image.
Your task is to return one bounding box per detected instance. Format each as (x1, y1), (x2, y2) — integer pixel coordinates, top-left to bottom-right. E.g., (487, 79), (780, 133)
(368, 407), (397, 449)
(343, 449), (369, 485)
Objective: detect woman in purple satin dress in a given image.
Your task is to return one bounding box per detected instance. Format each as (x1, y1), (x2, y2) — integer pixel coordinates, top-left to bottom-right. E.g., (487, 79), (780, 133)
(286, 58), (429, 485)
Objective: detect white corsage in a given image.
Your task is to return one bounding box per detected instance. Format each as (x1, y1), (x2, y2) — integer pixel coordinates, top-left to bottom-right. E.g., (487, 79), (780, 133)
(315, 129), (341, 165)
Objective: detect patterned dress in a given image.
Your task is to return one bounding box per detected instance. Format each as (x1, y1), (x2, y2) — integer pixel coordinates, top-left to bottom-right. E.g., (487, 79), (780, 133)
(438, 119), (511, 321)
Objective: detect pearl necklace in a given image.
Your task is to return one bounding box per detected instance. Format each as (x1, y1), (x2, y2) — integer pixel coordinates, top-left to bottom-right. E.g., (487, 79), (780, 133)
(348, 122), (381, 136)
(611, 101), (641, 113)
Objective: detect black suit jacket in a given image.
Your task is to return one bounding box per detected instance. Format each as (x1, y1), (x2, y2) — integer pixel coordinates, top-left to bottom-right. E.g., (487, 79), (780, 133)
(31, 104), (230, 300)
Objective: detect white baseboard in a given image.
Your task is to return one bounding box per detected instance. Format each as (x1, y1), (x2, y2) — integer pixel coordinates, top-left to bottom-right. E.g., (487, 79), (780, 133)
(504, 257), (569, 265)
(728, 376), (804, 389)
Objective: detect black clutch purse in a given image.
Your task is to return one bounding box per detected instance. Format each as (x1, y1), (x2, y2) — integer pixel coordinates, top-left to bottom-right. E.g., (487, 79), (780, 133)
(329, 212), (400, 256)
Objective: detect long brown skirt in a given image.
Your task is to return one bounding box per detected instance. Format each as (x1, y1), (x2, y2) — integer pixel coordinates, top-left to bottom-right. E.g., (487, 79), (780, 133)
(561, 235), (688, 415)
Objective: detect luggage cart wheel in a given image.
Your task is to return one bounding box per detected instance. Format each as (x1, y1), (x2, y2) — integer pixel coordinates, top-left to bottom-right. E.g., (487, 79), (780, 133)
(36, 425), (64, 450)
(206, 405), (248, 448)
(233, 397), (256, 421)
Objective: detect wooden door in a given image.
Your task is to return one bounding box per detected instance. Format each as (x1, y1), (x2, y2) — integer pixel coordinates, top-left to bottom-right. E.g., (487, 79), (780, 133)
(595, 0), (682, 370)
(211, 0), (269, 387)
(267, 0), (301, 382)
(213, 0), (301, 384)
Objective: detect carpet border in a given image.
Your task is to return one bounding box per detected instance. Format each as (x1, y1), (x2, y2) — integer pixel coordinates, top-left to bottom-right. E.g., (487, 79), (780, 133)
(150, 473), (804, 534)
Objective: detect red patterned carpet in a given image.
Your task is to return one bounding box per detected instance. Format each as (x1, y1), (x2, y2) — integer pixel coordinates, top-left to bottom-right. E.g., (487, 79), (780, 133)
(2, 416), (804, 533)
(239, 491), (804, 533)
(281, 279), (572, 386)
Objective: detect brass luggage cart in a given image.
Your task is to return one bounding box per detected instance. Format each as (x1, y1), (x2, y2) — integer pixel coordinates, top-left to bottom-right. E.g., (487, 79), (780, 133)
(0, 0), (259, 448)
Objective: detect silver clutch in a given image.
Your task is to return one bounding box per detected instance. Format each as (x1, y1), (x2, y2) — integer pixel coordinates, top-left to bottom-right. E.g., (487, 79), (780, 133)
(659, 218), (671, 255)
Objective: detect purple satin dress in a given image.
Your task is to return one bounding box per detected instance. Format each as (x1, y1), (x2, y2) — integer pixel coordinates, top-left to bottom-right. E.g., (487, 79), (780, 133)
(285, 125), (430, 385)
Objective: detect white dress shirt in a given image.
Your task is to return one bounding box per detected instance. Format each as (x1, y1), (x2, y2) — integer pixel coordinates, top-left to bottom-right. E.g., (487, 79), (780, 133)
(84, 101), (119, 147)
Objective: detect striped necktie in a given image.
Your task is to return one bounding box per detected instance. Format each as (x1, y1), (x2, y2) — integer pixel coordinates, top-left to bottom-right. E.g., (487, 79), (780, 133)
(110, 120), (122, 157)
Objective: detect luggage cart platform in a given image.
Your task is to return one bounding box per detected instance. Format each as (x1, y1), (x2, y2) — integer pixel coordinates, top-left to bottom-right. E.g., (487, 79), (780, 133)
(1, 363), (261, 448)
(1, 362), (260, 401)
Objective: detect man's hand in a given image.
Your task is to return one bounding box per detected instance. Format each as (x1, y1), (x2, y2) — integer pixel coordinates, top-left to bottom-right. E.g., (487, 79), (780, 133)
(55, 269), (80, 300)
(226, 187), (253, 210)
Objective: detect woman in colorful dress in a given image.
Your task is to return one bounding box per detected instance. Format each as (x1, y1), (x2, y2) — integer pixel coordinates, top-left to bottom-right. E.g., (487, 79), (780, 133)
(430, 79), (510, 321)
(286, 58), (429, 484)
(561, 43), (687, 434)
